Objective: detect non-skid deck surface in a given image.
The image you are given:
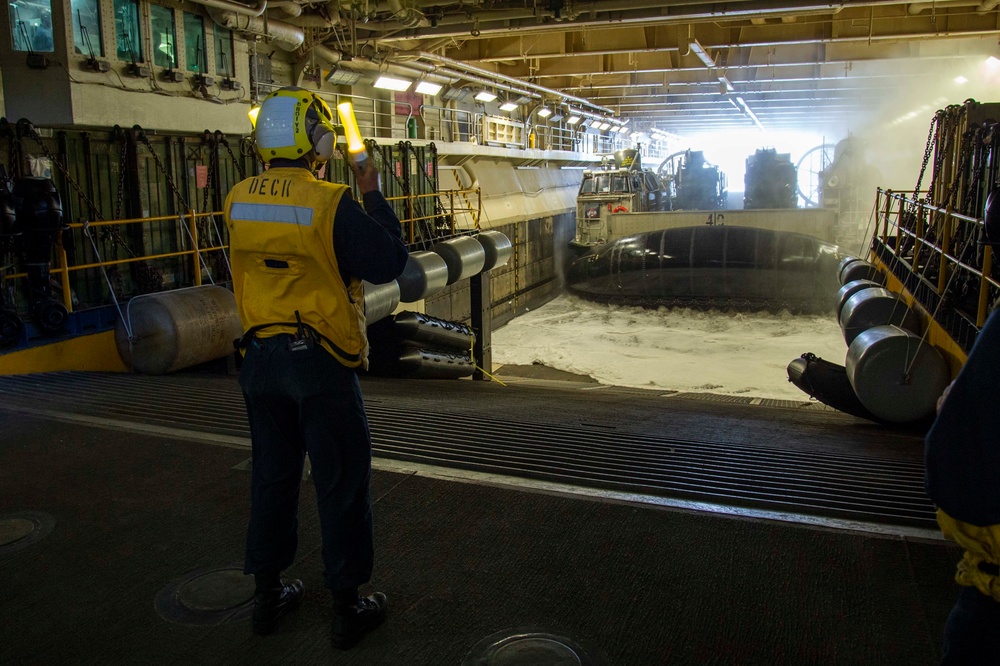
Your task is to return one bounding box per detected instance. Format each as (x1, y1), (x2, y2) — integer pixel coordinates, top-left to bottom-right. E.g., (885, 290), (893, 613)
(1, 408), (961, 665)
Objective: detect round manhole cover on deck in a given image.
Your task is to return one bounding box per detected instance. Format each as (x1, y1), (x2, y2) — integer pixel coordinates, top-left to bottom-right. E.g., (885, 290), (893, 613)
(155, 564), (255, 626)
(0, 511), (55, 554)
(463, 628), (606, 666)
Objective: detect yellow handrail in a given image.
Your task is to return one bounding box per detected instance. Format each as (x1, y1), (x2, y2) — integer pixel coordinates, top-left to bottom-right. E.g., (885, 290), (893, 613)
(2, 188), (484, 314)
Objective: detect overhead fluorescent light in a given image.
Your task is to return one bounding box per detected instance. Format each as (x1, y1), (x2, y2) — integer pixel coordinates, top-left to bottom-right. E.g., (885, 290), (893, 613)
(373, 75), (412, 91)
(537, 107), (552, 117)
(415, 81), (442, 95)
(514, 95), (533, 105)
(718, 75), (735, 92)
(689, 40), (716, 69)
(499, 101), (518, 111)
(474, 90), (497, 102)
(954, 75), (968, 84)
(598, 122), (611, 130)
(617, 126), (630, 133)
(326, 68), (363, 86)
(550, 112), (564, 121)
(578, 119), (590, 128)
(567, 115), (581, 125)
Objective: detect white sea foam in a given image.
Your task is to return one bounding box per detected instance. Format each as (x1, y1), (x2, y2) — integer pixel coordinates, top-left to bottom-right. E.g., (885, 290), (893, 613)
(492, 294), (848, 400)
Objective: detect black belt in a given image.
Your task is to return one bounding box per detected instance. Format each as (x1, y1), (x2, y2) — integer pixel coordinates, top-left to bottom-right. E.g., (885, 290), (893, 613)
(234, 322), (361, 363)
(979, 561), (999, 577)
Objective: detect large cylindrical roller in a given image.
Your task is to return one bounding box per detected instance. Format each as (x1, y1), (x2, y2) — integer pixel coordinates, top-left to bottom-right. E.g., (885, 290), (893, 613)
(836, 256), (861, 283)
(476, 230), (512, 271)
(362, 280), (400, 325)
(846, 325), (950, 423)
(834, 279), (881, 318)
(433, 235), (486, 285)
(840, 259), (882, 286)
(115, 285), (243, 375)
(839, 287), (921, 345)
(396, 251), (449, 302)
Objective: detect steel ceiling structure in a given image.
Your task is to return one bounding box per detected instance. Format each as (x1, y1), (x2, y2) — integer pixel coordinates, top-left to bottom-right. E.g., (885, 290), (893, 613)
(323, 0), (1000, 135)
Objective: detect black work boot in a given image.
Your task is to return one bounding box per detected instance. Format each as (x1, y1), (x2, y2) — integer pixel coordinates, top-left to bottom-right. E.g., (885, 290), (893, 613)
(251, 578), (304, 636)
(330, 590), (388, 649)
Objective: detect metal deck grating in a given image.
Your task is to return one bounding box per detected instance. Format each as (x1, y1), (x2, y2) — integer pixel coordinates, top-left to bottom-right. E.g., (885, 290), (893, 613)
(0, 372), (936, 529)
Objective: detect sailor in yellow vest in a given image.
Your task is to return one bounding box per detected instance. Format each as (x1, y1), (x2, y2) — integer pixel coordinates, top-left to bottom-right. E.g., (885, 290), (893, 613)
(225, 87), (408, 649)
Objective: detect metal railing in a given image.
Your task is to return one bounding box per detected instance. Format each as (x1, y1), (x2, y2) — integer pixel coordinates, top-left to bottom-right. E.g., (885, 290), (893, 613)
(872, 187), (998, 351)
(1, 187), (483, 317)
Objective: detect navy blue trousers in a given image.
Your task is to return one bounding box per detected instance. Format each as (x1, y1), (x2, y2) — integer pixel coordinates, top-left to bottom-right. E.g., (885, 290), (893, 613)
(239, 334), (374, 591)
(941, 585), (1000, 664)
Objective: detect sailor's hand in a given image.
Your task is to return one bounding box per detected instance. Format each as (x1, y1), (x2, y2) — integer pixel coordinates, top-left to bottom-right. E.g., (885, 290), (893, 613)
(350, 155), (380, 194)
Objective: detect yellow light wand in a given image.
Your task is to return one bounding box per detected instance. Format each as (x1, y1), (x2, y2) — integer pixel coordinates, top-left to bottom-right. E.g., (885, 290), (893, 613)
(336, 102), (367, 166)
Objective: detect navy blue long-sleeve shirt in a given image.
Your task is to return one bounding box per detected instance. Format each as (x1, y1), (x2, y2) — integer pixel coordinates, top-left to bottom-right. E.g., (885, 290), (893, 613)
(334, 189), (409, 285)
(925, 307), (1000, 526)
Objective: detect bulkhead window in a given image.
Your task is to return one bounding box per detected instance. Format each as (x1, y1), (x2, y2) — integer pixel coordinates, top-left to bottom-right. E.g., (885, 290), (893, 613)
(183, 12), (205, 72)
(9, 0), (54, 53)
(150, 5), (176, 69)
(71, 0), (102, 57)
(214, 25), (232, 76)
(114, 0), (143, 62)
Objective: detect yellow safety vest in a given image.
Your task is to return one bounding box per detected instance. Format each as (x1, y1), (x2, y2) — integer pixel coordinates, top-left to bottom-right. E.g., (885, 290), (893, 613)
(225, 167), (368, 368)
(937, 509), (1000, 602)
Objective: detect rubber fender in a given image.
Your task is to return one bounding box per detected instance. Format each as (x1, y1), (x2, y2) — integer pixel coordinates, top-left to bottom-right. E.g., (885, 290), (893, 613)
(392, 310), (474, 352)
(840, 259), (882, 286)
(839, 287), (921, 345)
(114, 286), (243, 375)
(0, 308), (24, 348)
(846, 325), (950, 424)
(836, 256), (861, 282)
(362, 280), (400, 325)
(432, 236), (486, 285)
(786, 353), (880, 421)
(396, 251), (449, 302)
(476, 230), (512, 271)
(834, 279), (880, 319)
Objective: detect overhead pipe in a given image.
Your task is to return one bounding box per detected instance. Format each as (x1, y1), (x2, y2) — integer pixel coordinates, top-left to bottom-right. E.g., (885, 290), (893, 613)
(365, 0), (974, 38)
(396, 51), (615, 116)
(207, 7), (304, 50)
(908, 0), (986, 12)
(313, 47), (537, 99)
(313, 46), (459, 88)
(187, 0), (268, 18)
(387, 0), (429, 28)
(268, 1), (303, 17)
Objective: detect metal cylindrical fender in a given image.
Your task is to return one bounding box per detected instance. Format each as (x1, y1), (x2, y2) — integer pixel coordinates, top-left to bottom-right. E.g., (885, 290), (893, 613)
(396, 251), (449, 302)
(476, 230), (512, 271)
(846, 325), (950, 423)
(840, 259), (882, 286)
(433, 236), (487, 285)
(115, 286), (243, 375)
(363, 280), (400, 325)
(834, 279), (881, 318)
(839, 287), (921, 345)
